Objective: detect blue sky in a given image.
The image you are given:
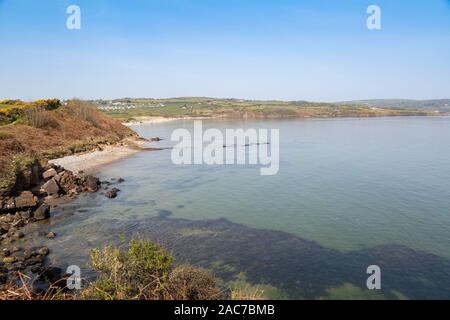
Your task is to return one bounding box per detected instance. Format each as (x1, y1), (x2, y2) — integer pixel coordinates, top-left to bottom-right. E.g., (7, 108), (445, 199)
(0, 0), (449, 101)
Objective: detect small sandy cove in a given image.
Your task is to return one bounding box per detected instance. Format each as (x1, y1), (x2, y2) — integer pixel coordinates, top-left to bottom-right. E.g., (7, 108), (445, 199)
(123, 116), (180, 126)
(123, 116), (219, 126)
(49, 137), (151, 174)
(52, 116), (216, 174)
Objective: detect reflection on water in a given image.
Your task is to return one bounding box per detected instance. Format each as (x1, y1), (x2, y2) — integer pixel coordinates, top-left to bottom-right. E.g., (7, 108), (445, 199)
(13, 117), (450, 299)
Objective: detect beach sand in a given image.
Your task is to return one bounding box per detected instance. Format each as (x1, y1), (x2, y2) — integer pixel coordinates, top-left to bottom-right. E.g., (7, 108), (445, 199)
(123, 116), (220, 126)
(49, 137), (151, 174)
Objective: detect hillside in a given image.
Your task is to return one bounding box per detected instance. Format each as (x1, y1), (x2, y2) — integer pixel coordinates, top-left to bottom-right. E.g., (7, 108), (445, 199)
(0, 99), (136, 194)
(92, 97), (443, 121)
(339, 99), (450, 111)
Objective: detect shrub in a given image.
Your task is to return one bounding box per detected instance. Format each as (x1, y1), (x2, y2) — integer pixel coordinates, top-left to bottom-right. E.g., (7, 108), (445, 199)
(23, 107), (59, 129)
(164, 265), (225, 300)
(81, 239), (225, 300)
(64, 100), (100, 127)
(82, 239), (173, 300)
(34, 99), (61, 110)
(0, 99), (22, 106)
(0, 154), (36, 192)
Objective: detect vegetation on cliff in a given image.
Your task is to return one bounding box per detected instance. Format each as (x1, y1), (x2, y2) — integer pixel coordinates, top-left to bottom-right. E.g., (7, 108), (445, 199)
(0, 99), (135, 194)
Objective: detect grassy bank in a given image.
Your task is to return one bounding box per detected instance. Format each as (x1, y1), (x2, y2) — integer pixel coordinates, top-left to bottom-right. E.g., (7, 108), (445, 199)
(93, 97), (442, 121)
(0, 99), (136, 194)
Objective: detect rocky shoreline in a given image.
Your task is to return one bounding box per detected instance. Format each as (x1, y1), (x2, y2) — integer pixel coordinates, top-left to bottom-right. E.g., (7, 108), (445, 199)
(0, 162), (116, 286)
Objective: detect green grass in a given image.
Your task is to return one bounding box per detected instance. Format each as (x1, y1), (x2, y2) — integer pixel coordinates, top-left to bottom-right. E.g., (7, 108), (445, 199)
(94, 97), (439, 121)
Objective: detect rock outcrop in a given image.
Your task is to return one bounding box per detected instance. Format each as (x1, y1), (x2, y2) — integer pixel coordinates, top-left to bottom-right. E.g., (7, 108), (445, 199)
(0, 163), (103, 285)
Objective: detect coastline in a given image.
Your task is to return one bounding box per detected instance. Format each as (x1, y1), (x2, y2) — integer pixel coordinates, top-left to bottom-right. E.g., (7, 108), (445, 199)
(49, 136), (152, 175)
(123, 115), (221, 126)
(121, 113), (448, 127)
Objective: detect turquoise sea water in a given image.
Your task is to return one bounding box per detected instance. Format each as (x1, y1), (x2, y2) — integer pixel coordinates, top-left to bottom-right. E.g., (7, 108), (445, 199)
(19, 117), (450, 299)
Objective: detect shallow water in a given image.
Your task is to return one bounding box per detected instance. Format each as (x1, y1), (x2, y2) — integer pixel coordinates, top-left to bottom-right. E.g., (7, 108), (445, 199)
(19, 117), (450, 299)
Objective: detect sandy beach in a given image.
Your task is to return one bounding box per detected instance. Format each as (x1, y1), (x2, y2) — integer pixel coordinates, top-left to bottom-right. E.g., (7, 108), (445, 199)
(49, 137), (152, 174)
(123, 116), (221, 126)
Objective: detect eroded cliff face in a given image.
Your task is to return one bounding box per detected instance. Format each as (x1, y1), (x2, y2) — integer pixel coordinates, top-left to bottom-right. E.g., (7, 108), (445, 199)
(0, 99), (136, 194)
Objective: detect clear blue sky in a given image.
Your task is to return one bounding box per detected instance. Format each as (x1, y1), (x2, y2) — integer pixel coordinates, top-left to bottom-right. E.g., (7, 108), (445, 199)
(0, 0), (449, 101)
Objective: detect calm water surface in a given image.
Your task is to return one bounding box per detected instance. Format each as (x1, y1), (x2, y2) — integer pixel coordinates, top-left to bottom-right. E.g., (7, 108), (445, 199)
(20, 117), (450, 299)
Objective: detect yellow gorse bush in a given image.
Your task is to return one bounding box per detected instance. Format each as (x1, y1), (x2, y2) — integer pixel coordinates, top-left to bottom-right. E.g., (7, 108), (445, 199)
(0, 99), (61, 123)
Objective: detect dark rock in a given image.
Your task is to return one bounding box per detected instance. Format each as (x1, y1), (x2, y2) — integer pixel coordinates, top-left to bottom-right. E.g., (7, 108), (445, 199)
(23, 250), (33, 259)
(39, 266), (64, 283)
(11, 246), (21, 253)
(42, 178), (60, 195)
(10, 216), (24, 228)
(42, 168), (57, 180)
(85, 175), (100, 192)
(29, 258), (43, 268)
(5, 198), (15, 211)
(14, 231), (24, 239)
(34, 204), (50, 221)
(37, 247), (49, 256)
(14, 191), (38, 209)
(14, 169), (32, 193)
(30, 266), (41, 273)
(53, 174), (61, 183)
(2, 248), (10, 257)
(14, 261), (26, 270)
(0, 214), (14, 223)
(7, 227), (17, 236)
(0, 272), (6, 284)
(19, 210), (31, 220)
(46, 232), (56, 239)
(118, 178), (125, 183)
(68, 186), (82, 196)
(30, 164), (41, 186)
(151, 137), (163, 142)
(105, 188), (121, 199)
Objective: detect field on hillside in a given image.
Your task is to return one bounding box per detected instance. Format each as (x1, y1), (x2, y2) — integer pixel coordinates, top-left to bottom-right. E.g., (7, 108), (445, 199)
(93, 98), (441, 121)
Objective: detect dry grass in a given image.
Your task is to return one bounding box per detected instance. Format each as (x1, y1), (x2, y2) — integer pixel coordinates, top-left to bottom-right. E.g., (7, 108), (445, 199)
(0, 273), (74, 301)
(0, 99), (135, 194)
(165, 265), (225, 300)
(64, 100), (100, 127)
(231, 284), (266, 300)
(24, 107), (59, 129)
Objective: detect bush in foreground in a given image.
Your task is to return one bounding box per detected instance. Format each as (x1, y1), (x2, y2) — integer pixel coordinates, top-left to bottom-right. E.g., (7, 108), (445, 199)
(81, 239), (226, 300)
